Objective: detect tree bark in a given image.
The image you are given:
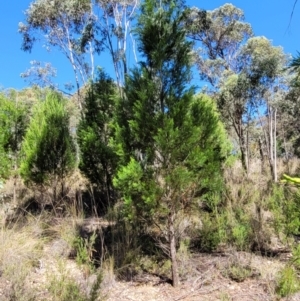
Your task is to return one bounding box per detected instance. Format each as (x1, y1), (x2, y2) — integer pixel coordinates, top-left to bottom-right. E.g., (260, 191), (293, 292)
(233, 112), (248, 174)
(268, 106), (278, 182)
(239, 132), (248, 174)
(169, 211), (179, 287)
(258, 137), (266, 174)
(274, 108), (278, 182)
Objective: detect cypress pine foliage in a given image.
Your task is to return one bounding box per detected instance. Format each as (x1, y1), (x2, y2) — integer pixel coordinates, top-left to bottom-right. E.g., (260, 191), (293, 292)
(77, 70), (117, 204)
(0, 144), (9, 180)
(20, 93), (76, 194)
(113, 0), (229, 287)
(0, 94), (28, 180)
(0, 95), (15, 180)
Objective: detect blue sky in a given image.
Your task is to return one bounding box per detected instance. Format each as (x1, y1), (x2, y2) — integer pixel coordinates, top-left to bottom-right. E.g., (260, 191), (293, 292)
(1, 0), (300, 91)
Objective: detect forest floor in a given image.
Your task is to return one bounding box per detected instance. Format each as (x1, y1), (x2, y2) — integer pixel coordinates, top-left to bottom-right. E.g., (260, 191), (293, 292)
(101, 252), (297, 301)
(0, 216), (299, 301)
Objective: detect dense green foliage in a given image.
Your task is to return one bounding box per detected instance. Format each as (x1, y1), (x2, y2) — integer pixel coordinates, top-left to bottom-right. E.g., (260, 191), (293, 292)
(0, 94), (28, 179)
(77, 70), (117, 201)
(20, 92), (76, 187)
(186, 3), (287, 177)
(112, 0), (229, 287)
(1, 0), (300, 294)
(114, 93), (228, 219)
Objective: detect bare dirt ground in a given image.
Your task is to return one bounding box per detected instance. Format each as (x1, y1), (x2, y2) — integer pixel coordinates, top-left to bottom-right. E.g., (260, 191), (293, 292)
(0, 216), (298, 301)
(102, 252), (296, 301)
(1, 240), (292, 301)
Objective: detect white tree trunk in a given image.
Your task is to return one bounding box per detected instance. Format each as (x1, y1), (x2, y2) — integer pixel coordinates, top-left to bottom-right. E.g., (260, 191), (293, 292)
(274, 108), (278, 182)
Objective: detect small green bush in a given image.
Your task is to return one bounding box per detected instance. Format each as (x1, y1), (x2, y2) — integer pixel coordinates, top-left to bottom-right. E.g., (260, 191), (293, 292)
(198, 212), (227, 251)
(267, 184), (300, 237)
(222, 261), (256, 283)
(227, 264), (252, 282)
(292, 244), (300, 270)
(88, 271), (104, 301)
(276, 265), (300, 297)
(231, 223), (250, 251)
(48, 273), (86, 301)
(73, 231), (97, 267)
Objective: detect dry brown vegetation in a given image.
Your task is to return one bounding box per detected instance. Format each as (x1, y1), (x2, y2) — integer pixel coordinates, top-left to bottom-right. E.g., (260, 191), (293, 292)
(1, 159), (300, 300)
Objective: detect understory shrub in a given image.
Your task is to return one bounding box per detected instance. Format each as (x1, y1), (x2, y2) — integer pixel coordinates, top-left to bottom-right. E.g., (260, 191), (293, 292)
(276, 265), (300, 297)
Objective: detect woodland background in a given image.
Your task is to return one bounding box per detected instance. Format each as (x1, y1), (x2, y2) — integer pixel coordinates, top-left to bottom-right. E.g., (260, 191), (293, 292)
(2, 1), (300, 300)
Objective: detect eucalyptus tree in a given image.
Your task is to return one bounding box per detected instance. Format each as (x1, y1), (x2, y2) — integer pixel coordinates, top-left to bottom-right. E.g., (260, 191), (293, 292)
(19, 0), (140, 100)
(280, 76), (300, 157)
(186, 3), (253, 87)
(186, 3), (287, 177)
(20, 61), (73, 96)
(19, 0), (100, 109)
(220, 37), (287, 178)
(113, 0), (228, 287)
(185, 4), (252, 170)
(95, 0), (140, 89)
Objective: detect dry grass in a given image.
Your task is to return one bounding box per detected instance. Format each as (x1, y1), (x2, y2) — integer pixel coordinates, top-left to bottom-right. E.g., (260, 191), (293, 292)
(102, 251), (288, 301)
(0, 177), (32, 205)
(0, 210), (295, 301)
(0, 171), (102, 300)
(0, 219), (45, 272)
(0, 169), (89, 219)
(225, 157), (300, 189)
(1, 159), (300, 300)
(0, 215), (105, 301)
(277, 157), (300, 177)
(0, 217), (46, 300)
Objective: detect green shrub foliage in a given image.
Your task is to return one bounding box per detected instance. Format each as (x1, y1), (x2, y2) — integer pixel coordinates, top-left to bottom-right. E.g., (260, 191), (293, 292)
(0, 93), (28, 179)
(20, 92), (76, 187)
(77, 70), (117, 200)
(112, 0), (229, 287)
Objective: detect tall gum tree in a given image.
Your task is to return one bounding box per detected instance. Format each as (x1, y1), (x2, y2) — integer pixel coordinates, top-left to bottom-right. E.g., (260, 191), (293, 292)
(113, 0), (229, 287)
(19, 0), (96, 110)
(96, 0), (140, 89)
(185, 4), (252, 171)
(238, 37), (288, 181)
(19, 0), (140, 100)
(186, 4), (288, 177)
(186, 3), (253, 87)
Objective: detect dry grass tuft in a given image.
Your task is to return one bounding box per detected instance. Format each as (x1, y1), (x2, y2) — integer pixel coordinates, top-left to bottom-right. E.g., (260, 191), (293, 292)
(0, 218), (46, 300)
(0, 221), (44, 273)
(277, 157), (300, 177)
